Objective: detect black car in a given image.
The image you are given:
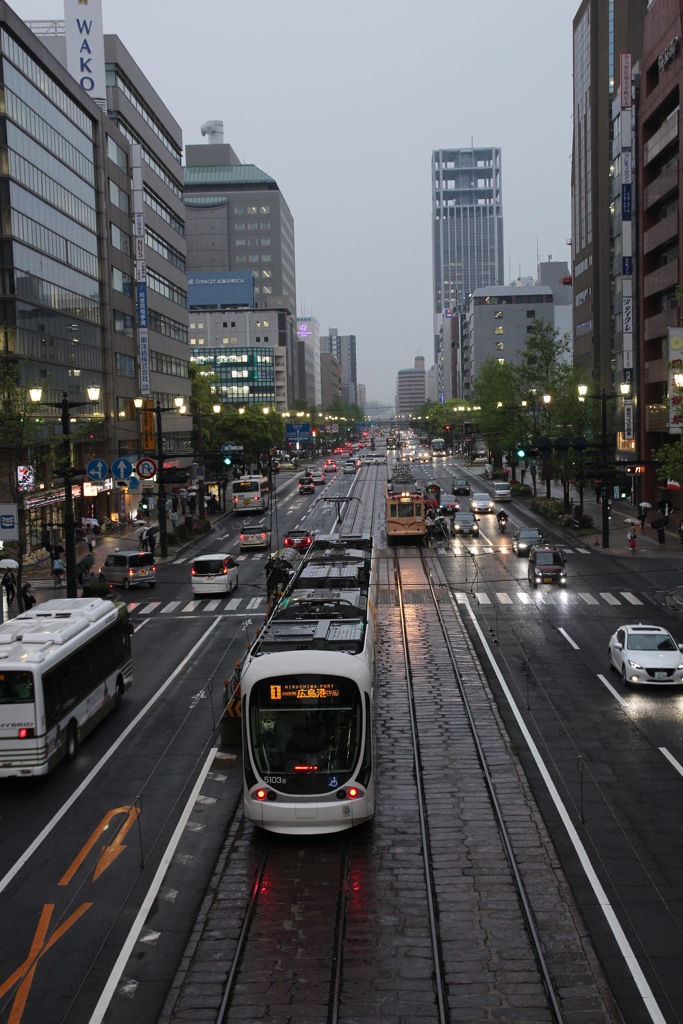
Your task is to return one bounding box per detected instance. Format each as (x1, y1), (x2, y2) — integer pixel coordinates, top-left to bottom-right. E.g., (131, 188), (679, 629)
(452, 512), (479, 535)
(528, 545), (567, 587)
(452, 478), (470, 496)
(298, 476), (315, 494)
(511, 527), (544, 557)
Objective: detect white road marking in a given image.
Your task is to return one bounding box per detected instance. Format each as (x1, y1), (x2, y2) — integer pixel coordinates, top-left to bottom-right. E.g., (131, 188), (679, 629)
(600, 592), (621, 605)
(247, 597), (263, 609)
(182, 601), (201, 612)
(495, 593), (513, 604)
(205, 600), (221, 611)
(516, 593), (532, 604)
(237, 555), (247, 561)
(195, 794), (217, 805)
(579, 592), (599, 605)
(140, 602), (160, 615)
(174, 557), (187, 565)
(226, 597), (242, 610)
(127, 602), (139, 612)
(476, 593), (491, 604)
(133, 620), (149, 634)
(621, 592), (643, 606)
(161, 601), (180, 614)
(139, 928), (160, 945)
(0, 620), (222, 897)
(660, 747), (683, 779)
(597, 673), (628, 708)
(252, 553), (264, 560)
(558, 627), (579, 650)
(88, 748), (218, 1024)
(461, 598), (666, 1024)
(575, 548), (591, 554)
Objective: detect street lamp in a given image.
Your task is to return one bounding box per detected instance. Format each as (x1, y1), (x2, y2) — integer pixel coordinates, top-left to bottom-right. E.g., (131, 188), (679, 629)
(543, 393), (552, 405)
(675, 373), (683, 389)
(134, 397), (143, 409)
(620, 382), (631, 396)
(212, 404), (221, 414)
(30, 387), (101, 597)
(174, 396), (184, 408)
(576, 384), (628, 548)
(578, 384), (588, 398)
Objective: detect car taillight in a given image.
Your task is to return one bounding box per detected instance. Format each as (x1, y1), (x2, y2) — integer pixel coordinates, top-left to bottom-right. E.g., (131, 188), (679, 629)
(255, 789), (267, 801)
(261, 533), (266, 538)
(18, 727), (34, 739)
(151, 565), (156, 571)
(191, 567), (196, 575)
(129, 569), (134, 576)
(284, 538), (293, 547)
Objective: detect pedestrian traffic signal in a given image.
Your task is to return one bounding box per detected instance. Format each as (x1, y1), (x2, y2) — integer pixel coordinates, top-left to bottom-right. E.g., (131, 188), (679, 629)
(223, 456), (232, 465)
(517, 448), (525, 459)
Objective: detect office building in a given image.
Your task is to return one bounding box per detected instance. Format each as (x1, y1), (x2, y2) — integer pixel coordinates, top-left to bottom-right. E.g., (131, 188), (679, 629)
(320, 351), (341, 409)
(395, 356), (426, 416)
(320, 328), (357, 386)
(426, 365), (437, 403)
(30, 20), (192, 455)
(537, 258), (573, 356)
(183, 127), (296, 404)
(432, 146), (504, 391)
(639, 0), (682, 503)
(342, 382), (357, 406)
(571, 0), (644, 380)
(357, 383), (366, 414)
(296, 317), (321, 408)
(467, 286), (555, 381)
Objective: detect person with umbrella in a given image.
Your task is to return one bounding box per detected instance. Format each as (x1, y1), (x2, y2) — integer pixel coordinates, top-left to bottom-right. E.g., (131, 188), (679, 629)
(21, 582), (36, 609)
(85, 524), (95, 555)
(651, 515), (666, 545)
(638, 502), (651, 532)
(148, 528), (157, 558)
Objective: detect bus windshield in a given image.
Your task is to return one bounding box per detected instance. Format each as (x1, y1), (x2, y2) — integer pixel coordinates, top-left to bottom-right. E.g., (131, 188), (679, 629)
(233, 481), (259, 493)
(0, 671), (34, 704)
(249, 674), (362, 794)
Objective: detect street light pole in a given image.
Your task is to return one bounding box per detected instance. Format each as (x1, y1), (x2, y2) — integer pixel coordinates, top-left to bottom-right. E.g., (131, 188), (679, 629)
(60, 393), (77, 599)
(155, 401), (168, 558)
(197, 405), (205, 520)
(601, 386), (610, 548)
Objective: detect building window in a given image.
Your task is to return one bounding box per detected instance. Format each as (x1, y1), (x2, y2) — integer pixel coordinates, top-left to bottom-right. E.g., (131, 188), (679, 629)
(247, 206), (257, 214)
(248, 222), (257, 231)
(107, 135), (127, 171)
(236, 238), (245, 246)
(262, 269), (271, 278)
(260, 222), (270, 230)
(147, 268), (187, 308)
(526, 326), (534, 334)
(263, 285), (272, 294)
(260, 206), (270, 214)
(223, 337), (229, 344)
(112, 266), (132, 296)
(261, 238), (271, 247)
(145, 227), (185, 271)
(111, 222), (131, 255)
(263, 320), (269, 327)
(261, 255), (271, 263)
(526, 309), (535, 318)
(234, 206), (243, 215)
(235, 223), (244, 231)
(109, 179), (129, 214)
(249, 255), (259, 263)
(114, 309), (134, 338)
(117, 397), (137, 419)
(236, 255), (245, 263)
(494, 325), (504, 335)
(494, 310), (503, 319)
(149, 309), (188, 344)
(495, 341), (504, 351)
(223, 322), (228, 327)
(116, 352), (135, 377)
(497, 358), (505, 365)
(248, 238), (258, 247)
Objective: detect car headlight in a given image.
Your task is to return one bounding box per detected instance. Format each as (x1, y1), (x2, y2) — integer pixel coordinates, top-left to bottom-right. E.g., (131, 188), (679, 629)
(519, 543), (528, 549)
(559, 570), (566, 576)
(678, 664), (683, 670)
(535, 569), (542, 576)
(628, 660), (642, 669)
(454, 524), (461, 531)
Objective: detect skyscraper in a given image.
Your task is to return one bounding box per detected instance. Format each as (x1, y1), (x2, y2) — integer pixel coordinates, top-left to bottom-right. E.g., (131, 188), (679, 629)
(320, 328), (357, 386)
(432, 146), (504, 394)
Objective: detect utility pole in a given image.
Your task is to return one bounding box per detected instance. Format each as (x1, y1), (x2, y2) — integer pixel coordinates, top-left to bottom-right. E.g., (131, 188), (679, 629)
(197, 405), (205, 520)
(601, 387), (610, 548)
(60, 394), (77, 599)
(155, 401), (168, 558)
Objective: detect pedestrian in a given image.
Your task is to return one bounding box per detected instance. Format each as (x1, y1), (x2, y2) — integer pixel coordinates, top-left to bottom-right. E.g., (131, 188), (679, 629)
(180, 496), (187, 514)
(21, 582), (35, 609)
(148, 532), (156, 558)
(628, 527), (637, 556)
(664, 501), (670, 526)
(189, 494), (197, 515)
(85, 525), (94, 554)
(52, 555), (65, 587)
(658, 524), (666, 546)
(639, 505), (647, 532)
(595, 482), (601, 504)
(2, 570), (15, 608)
(172, 495), (178, 513)
(170, 508), (177, 532)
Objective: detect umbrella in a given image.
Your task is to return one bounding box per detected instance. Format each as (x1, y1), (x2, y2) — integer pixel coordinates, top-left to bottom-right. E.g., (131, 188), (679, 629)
(639, 502), (653, 509)
(83, 518), (99, 526)
(651, 517), (665, 530)
(623, 518), (638, 526)
(0, 558), (18, 569)
(145, 525), (159, 536)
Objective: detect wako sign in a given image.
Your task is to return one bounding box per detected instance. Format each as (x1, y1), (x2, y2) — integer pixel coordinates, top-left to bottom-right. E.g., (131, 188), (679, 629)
(65, 0), (106, 107)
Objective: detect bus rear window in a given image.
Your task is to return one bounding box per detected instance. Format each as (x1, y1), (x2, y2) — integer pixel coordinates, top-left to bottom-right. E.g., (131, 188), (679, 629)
(233, 481), (259, 493)
(0, 671), (34, 704)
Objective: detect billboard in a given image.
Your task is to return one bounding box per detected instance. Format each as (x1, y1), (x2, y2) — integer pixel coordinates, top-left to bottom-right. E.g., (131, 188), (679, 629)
(64, 0), (106, 106)
(187, 272), (254, 310)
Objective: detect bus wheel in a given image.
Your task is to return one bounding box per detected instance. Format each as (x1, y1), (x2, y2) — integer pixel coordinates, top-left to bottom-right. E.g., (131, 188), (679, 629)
(65, 721), (79, 762)
(115, 678), (124, 710)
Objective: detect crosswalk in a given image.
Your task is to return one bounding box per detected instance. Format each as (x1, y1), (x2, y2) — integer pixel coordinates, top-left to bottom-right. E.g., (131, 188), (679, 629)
(465, 589), (646, 608)
(446, 544), (593, 557)
(127, 596), (265, 616)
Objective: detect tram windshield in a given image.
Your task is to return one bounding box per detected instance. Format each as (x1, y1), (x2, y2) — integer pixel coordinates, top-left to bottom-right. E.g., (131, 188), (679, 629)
(249, 675), (363, 793)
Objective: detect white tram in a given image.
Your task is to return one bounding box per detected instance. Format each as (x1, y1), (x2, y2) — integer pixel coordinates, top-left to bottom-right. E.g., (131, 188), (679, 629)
(240, 534), (376, 834)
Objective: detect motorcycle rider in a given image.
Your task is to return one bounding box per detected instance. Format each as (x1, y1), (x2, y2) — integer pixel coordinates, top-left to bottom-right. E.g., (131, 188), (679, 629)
(496, 508), (509, 532)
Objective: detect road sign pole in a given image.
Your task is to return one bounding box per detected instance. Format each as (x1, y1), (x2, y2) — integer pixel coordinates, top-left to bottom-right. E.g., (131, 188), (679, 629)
(59, 393), (78, 599)
(156, 401), (168, 558)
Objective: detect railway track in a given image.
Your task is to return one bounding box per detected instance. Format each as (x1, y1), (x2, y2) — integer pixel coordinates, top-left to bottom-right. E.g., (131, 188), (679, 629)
(393, 545), (564, 1023)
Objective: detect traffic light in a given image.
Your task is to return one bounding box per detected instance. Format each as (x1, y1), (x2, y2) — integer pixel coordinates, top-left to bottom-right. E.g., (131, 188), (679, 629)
(223, 456), (232, 466)
(517, 448), (525, 459)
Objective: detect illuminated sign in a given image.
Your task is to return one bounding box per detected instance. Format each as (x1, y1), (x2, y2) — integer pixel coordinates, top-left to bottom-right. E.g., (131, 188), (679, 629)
(297, 324), (312, 339)
(445, 309), (453, 318)
(270, 682), (341, 701)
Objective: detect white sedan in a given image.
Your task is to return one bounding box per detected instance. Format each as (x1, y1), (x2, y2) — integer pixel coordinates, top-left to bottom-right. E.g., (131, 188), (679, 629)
(608, 624), (683, 685)
(470, 492), (495, 514)
(310, 470), (326, 484)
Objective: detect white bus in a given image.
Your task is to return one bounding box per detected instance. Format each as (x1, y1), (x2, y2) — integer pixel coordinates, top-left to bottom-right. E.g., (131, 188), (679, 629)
(232, 474), (270, 512)
(431, 438), (446, 458)
(0, 598), (133, 777)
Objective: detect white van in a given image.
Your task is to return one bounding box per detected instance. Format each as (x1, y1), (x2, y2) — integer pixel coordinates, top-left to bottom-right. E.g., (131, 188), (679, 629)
(493, 481), (511, 502)
(191, 554), (238, 595)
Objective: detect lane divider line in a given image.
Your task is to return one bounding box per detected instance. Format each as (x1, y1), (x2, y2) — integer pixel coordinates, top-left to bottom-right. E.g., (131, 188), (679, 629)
(87, 746), (218, 1024)
(659, 747), (683, 779)
(462, 596), (666, 1024)
(597, 673), (628, 709)
(558, 627), (579, 650)
(0, 617), (222, 897)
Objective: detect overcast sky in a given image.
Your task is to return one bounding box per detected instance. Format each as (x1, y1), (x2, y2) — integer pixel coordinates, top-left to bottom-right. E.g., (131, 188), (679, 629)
(10, 0), (576, 404)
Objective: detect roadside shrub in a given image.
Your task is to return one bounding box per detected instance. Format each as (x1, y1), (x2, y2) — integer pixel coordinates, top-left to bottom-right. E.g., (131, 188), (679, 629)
(83, 580), (114, 599)
(196, 518), (212, 534)
(530, 497), (573, 527)
(511, 482), (532, 497)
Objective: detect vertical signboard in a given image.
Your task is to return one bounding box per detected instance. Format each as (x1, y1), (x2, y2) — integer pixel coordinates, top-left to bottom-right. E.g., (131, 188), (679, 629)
(142, 400), (155, 451)
(621, 52), (632, 107)
(669, 328), (683, 434)
(621, 53), (634, 381)
(624, 400), (634, 440)
(131, 145), (150, 395)
(64, 0), (106, 108)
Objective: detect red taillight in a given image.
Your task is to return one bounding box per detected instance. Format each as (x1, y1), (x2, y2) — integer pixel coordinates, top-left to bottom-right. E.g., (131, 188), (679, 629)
(284, 537), (294, 547)
(240, 534), (245, 540)
(191, 567), (196, 575)
(348, 787), (359, 799)
(223, 565), (228, 574)
(129, 569), (134, 576)
(18, 727), (34, 739)
(261, 532), (266, 538)
(151, 565), (156, 571)
(256, 789), (267, 801)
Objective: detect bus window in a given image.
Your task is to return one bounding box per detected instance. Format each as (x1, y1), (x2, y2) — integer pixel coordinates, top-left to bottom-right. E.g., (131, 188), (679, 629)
(0, 671), (34, 704)
(233, 481), (259, 494)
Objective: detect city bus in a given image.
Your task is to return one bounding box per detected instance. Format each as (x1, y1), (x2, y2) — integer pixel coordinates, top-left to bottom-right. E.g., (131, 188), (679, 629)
(431, 438), (446, 458)
(0, 598), (133, 777)
(232, 474), (270, 512)
(386, 434), (397, 450)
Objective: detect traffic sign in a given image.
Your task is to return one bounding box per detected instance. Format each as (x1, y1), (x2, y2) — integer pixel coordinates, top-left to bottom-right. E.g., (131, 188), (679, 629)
(127, 476), (140, 492)
(221, 442), (243, 455)
(111, 457), (133, 481)
(87, 458), (108, 481)
(196, 466), (205, 477)
(136, 458), (157, 480)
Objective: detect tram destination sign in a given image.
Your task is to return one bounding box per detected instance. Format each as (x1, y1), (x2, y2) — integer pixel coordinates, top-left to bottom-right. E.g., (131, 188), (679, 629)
(270, 682), (341, 701)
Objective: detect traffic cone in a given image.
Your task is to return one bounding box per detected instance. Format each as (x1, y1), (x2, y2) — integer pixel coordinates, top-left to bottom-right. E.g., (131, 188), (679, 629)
(594, 533), (599, 547)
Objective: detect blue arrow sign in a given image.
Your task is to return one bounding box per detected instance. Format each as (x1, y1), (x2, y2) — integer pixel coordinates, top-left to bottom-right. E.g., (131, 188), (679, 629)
(126, 476), (140, 491)
(86, 458), (108, 481)
(221, 442), (243, 455)
(111, 457), (134, 481)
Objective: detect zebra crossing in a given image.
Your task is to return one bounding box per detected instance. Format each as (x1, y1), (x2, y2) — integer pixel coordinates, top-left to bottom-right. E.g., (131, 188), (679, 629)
(461, 588), (648, 608)
(446, 544), (592, 557)
(127, 595), (265, 616)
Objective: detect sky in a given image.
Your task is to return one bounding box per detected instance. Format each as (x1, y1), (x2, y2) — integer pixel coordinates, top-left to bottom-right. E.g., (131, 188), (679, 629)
(9, 0), (577, 404)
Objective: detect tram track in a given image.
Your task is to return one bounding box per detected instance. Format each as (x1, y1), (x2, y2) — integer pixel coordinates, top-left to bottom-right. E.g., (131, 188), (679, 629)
(392, 544), (565, 1024)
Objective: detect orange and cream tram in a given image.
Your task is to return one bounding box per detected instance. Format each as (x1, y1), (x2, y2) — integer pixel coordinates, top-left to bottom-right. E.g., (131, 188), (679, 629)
(386, 465), (426, 542)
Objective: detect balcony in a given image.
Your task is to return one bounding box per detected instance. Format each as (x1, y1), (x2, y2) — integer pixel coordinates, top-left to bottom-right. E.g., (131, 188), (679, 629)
(645, 307), (679, 340)
(644, 212), (679, 254)
(644, 258), (678, 297)
(644, 115), (679, 167)
(643, 165), (679, 210)
(646, 404), (670, 431)
(644, 357), (668, 383)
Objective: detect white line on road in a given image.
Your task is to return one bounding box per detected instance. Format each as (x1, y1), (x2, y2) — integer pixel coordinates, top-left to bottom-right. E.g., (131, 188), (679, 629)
(173, 557), (186, 565)
(621, 592), (644, 606)
(476, 593), (491, 605)
(161, 601), (180, 614)
(600, 592), (621, 606)
(462, 598), (666, 1024)
(660, 747), (683, 779)
(0, 617), (221, 897)
(575, 548), (591, 554)
(133, 619), (149, 635)
(558, 627), (579, 650)
(140, 602), (160, 615)
(205, 600), (221, 611)
(579, 592), (599, 605)
(226, 597), (241, 610)
(182, 601), (200, 613)
(87, 747), (218, 1024)
(597, 673), (628, 708)
(127, 603), (139, 613)
(516, 593), (532, 605)
(495, 593), (513, 605)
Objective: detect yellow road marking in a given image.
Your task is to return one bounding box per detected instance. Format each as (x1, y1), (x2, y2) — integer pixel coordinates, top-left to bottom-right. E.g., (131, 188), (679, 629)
(59, 805), (138, 886)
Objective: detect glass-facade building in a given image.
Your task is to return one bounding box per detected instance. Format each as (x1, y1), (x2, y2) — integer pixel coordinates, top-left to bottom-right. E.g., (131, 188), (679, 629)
(191, 346), (276, 405)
